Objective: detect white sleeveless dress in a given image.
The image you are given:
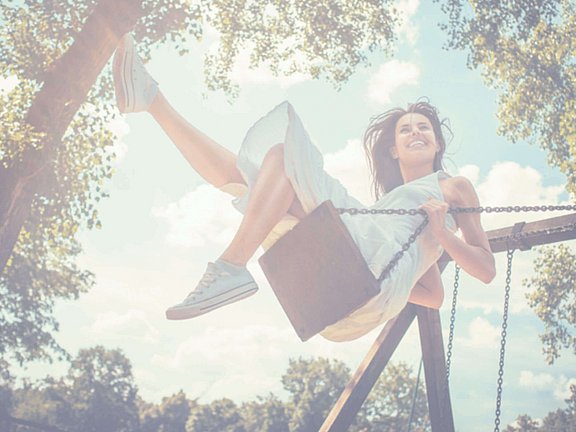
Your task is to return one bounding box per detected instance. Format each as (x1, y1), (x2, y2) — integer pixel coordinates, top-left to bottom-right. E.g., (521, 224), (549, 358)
(225, 101), (457, 342)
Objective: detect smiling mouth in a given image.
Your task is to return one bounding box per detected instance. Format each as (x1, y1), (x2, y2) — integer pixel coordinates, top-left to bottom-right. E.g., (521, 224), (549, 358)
(407, 140), (426, 149)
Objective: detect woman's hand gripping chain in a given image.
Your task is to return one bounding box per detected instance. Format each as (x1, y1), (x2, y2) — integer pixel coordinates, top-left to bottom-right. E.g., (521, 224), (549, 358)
(419, 198), (450, 241)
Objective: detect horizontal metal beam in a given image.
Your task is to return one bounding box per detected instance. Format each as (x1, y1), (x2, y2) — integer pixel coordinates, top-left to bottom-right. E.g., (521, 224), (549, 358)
(439, 212), (576, 267)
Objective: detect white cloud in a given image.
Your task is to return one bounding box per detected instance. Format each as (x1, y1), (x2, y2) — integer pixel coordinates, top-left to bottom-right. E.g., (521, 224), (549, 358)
(205, 373), (283, 402)
(449, 161), (569, 314)
(519, 370), (555, 390)
(151, 184), (242, 248)
(395, 0), (420, 45)
(324, 139), (373, 205)
(453, 246), (542, 315)
(460, 161), (567, 230)
(90, 309), (160, 343)
(458, 164), (480, 185)
(147, 319), (403, 402)
(459, 317), (500, 348)
(367, 60), (420, 105)
(0, 75), (18, 93)
(519, 371), (576, 402)
(69, 252), (199, 326)
(152, 325), (294, 370)
(150, 325), (296, 400)
(553, 375), (576, 401)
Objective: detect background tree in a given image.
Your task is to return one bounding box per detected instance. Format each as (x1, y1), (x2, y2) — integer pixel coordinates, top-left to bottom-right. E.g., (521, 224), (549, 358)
(539, 384), (576, 432)
(505, 385), (576, 431)
(1, 0), (401, 377)
(2, 356), (433, 431)
(63, 346), (140, 432)
(0, 384), (14, 430)
(505, 414), (540, 432)
(186, 398), (245, 432)
(5, 346), (139, 431)
(354, 362), (429, 432)
(281, 357), (350, 432)
(524, 244), (576, 364)
(9, 381), (72, 431)
(139, 390), (194, 432)
(437, 0), (575, 189)
(240, 394), (290, 432)
(436, 0), (576, 362)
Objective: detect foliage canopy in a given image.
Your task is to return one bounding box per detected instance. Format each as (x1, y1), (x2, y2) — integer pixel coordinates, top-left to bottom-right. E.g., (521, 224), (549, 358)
(0, 0), (400, 373)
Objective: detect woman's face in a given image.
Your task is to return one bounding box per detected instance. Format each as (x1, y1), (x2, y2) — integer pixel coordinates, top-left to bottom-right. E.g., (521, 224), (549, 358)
(390, 112), (440, 165)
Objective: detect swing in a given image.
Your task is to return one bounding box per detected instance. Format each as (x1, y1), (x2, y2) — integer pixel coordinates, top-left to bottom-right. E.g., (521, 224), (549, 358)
(259, 201), (381, 341)
(259, 199), (576, 430)
(259, 199), (428, 341)
(259, 200), (576, 342)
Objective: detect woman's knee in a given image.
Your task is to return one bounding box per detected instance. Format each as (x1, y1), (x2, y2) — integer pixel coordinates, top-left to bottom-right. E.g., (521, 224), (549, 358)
(409, 283), (444, 309)
(263, 143), (285, 165)
(433, 289), (444, 309)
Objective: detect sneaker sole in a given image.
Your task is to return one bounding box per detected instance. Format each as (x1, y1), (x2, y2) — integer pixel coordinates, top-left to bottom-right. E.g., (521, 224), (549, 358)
(165, 283), (258, 320)
(112, 41), (133, 113)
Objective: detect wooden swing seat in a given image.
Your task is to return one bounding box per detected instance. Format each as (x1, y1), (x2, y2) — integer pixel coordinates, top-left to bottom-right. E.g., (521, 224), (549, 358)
(258, 201), (380, 341)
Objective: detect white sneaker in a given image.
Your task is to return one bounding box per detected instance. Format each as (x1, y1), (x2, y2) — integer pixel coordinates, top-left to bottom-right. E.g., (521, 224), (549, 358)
(112, 34), (158, 113)
(165, 261), (259, 320)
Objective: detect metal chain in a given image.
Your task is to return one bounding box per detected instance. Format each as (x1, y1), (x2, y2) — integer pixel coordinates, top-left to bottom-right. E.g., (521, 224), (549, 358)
(377, 216), (429, 284)
(337, 203), (576, 285)
(337, 203), (576, 216)
(445, 263), (460, 380)
(449, 204), (576, 214)
(338, 207), (425, 216)
(494, 249), (514, 432)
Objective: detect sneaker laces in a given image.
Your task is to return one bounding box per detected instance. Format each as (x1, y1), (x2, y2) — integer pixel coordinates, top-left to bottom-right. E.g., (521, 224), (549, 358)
(187, 264), (229, 299)
(133, 52), (149, 76)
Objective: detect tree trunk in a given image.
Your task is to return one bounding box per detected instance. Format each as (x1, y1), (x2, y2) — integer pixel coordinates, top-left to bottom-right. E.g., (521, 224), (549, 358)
(0, 0), (143, 273)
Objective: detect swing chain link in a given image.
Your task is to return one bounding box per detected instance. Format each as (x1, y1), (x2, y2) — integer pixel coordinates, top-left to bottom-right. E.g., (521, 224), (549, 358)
(338, 207), (424, 216)
(337, 203), (576, 288)
(338, 203), (576, 216)
(446, 263), (460, 380)
(376, 215), (429, 284)
(494, 248), (514, 432)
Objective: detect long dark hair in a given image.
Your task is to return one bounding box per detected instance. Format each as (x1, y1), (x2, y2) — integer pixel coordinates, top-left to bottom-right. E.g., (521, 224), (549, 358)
(363, 99), (452, 200)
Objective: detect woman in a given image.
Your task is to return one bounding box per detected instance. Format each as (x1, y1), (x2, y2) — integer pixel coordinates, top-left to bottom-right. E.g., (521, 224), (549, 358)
(113, 35), (495, 342)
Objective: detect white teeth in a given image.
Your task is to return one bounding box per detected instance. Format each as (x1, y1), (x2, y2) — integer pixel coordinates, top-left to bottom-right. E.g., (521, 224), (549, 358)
(408, 141), (425, 148)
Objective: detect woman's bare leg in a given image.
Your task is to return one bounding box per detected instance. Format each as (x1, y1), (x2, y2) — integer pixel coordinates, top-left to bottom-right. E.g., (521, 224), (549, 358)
(219, 144), (302, 266)
(148, 91), (307, 230)
(408, 264), (444, 309)
(165, 143), (305, 320)
(148, 91), (245, 188)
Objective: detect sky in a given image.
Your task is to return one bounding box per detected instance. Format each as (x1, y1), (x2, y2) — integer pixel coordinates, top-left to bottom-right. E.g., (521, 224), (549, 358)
(6, 1), (576, 430)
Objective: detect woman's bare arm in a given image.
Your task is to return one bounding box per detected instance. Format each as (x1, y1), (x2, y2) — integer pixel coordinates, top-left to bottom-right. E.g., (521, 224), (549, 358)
(421, 176), (495, 283)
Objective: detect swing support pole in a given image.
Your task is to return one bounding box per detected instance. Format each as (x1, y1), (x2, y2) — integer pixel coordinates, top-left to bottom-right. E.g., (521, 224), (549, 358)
(319, 304), (417, 431)
(320, 304), (455, 432)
